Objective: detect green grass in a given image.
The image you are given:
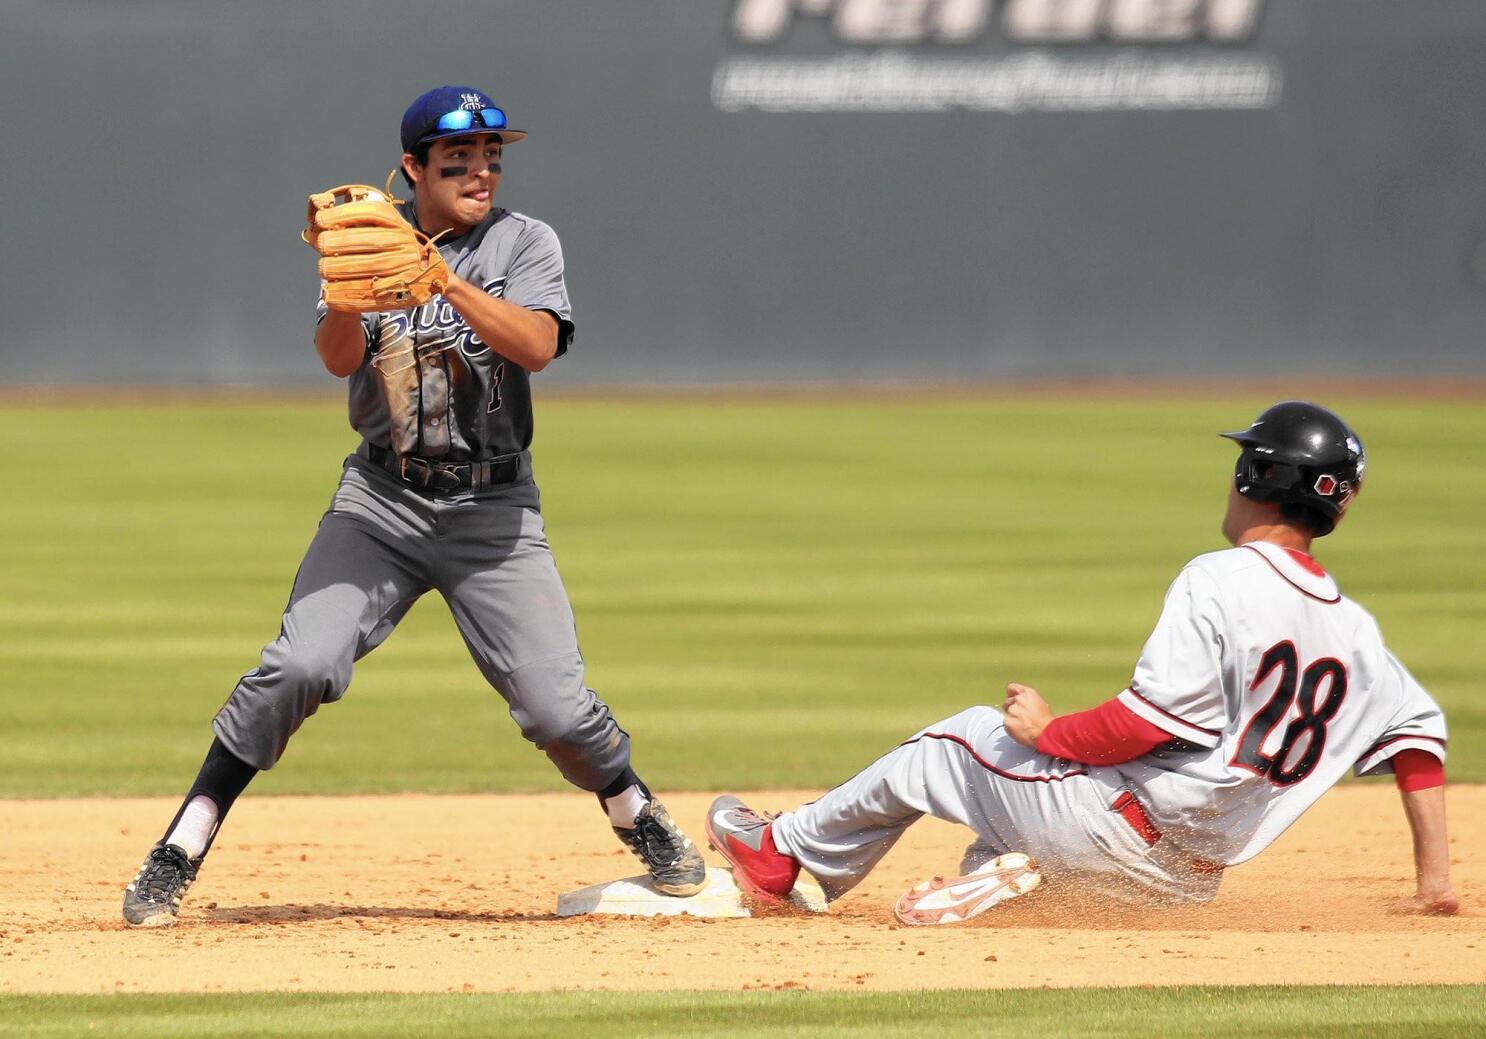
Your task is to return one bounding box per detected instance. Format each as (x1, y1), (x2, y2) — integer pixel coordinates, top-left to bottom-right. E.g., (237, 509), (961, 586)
(2, 987), (1481, 1038)
(0, 396), (1480, 796)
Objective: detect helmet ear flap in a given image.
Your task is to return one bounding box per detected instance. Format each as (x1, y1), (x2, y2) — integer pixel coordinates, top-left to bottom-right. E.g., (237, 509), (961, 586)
(1234, 452), (1301, 501)
(1233, 454), (1256, 497)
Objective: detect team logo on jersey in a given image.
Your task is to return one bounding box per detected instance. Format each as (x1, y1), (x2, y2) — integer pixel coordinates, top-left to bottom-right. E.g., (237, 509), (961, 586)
(713, 0), (1279, 113)
(376, 278), (507, 363)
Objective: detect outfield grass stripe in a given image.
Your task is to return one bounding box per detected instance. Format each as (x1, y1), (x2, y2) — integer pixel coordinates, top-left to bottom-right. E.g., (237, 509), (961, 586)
(0, 399), (1480, 796)
(2, 987), (1481, 1038)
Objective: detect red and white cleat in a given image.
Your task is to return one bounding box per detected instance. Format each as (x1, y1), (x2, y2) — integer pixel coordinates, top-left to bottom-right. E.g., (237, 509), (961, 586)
(705, 795), (801, 903)
(893, 852), (1041, 926)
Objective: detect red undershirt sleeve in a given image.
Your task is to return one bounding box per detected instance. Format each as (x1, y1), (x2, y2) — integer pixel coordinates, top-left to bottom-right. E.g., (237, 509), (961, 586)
(1392, 748), (1445, 792)
(1035, 697), (1173, 765)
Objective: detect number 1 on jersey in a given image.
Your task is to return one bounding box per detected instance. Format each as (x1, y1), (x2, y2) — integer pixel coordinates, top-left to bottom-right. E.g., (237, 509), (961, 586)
(487, 361), (505, 413)
(1233, 641), (1348, 786)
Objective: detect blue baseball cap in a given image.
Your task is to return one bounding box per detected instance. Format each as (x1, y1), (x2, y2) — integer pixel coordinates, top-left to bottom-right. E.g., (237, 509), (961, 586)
(399, 85), (528, 154)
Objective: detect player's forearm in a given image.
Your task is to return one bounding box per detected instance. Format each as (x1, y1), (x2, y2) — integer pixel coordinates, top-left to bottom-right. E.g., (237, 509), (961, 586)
(1003, 684), (1173, 764)
(314, 312), (368, 378)
(1034, 698), (1172, 764)
(1400, 784), (1454, 901)
(442, 277), (559, 372)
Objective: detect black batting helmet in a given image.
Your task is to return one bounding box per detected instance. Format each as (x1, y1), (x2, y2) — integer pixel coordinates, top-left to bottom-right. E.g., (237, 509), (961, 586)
(1220, 401), (1366, 536)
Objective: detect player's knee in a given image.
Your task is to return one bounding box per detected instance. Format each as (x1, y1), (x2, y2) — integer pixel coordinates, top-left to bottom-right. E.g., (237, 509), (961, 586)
(515, 695), (597, 748)
(503, 655), (630, 789)
(919, 705), (1003, 740)
(971, 704), (1006, 728)
(269, 644), (350, 705)
(947, 705), (1006, 741)
(503, 653), (591, 745)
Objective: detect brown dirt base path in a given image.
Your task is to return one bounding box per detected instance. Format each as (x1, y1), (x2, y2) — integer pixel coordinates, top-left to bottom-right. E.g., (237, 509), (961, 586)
(1, 788), (1481, 994)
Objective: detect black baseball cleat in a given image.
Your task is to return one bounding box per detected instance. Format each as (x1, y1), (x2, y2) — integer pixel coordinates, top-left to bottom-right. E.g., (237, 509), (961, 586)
(122, 842), (201, 927)
(613, 800), (708, 896)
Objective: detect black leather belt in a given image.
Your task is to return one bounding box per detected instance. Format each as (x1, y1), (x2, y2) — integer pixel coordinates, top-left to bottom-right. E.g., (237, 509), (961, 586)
(366, 444), (521, 494)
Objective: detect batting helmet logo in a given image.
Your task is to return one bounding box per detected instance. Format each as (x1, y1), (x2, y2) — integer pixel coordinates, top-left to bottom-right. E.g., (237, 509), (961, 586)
(1314, 475), (1338, 496)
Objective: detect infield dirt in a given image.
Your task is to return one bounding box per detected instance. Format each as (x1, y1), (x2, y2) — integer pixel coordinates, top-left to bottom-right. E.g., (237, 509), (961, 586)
(2, 787), (1480, 993)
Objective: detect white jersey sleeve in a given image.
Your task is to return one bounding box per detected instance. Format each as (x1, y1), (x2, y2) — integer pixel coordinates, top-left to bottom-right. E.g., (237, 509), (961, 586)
(1353, 650), (1448, 777)
(1111, 542), (1450, 868)
(1116, 566), (1227, 749)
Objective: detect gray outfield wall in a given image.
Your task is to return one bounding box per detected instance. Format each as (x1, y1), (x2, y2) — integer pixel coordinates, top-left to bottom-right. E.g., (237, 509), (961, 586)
(3, 0), (1485, 384)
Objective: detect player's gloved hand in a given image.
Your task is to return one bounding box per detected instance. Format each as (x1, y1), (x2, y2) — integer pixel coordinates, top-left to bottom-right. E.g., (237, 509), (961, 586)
(303, 179), (451, 313)
(1003, 683), (1054, 749)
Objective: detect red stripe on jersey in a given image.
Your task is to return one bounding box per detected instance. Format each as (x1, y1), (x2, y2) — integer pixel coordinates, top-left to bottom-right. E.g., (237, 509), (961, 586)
(1123, 687), (1221, 738)
(1036, 698), (1173, 765)
(905, 733), (1089, 783)
(1360, 733), (1447, 761)
(1392, 748), (1445, 792)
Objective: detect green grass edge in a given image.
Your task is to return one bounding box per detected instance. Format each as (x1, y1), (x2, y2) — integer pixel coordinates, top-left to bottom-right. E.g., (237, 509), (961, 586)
(3, 986), (1483, 1038)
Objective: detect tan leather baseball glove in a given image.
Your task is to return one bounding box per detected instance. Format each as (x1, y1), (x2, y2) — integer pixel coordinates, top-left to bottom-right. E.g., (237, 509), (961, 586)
(302, 181), (450, 312)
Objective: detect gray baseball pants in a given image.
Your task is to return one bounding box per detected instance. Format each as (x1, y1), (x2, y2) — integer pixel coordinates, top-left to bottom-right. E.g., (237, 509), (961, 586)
(769, 706), (1222, 903)
(212, 452), (630, 790)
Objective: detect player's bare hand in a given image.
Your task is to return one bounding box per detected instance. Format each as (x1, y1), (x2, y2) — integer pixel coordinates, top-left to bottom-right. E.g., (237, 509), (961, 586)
(1003, 683), (1054, 749)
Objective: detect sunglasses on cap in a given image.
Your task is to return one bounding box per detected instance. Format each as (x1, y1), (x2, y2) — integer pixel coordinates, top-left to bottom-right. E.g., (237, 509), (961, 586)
(433, 106), (508, 133)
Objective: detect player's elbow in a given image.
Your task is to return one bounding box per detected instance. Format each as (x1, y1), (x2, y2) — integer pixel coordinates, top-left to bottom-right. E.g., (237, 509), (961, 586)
(318, 351), (362, 379)
(519, 310), (561, 372)
(521, 336), (559, 373)
(314, 318), (367, 378)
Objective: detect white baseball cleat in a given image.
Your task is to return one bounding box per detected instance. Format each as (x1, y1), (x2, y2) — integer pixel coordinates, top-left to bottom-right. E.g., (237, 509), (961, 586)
(893, 852), (1041, 926)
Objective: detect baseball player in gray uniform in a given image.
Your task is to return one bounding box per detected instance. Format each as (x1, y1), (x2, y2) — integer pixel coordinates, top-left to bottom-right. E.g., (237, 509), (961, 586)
(708, 403), (1457, 924)
(123, 85), (705, 926)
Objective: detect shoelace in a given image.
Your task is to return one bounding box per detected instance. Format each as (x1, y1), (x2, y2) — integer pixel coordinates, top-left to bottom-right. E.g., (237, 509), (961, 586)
(732, 806), (780, 827)
(628, 810), (686, 866)
(136, 847), (193, 902)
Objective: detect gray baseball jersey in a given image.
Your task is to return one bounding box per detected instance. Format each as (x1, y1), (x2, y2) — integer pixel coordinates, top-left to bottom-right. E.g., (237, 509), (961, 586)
(317, 202), (574, 464)
(214, 202), (629, 793)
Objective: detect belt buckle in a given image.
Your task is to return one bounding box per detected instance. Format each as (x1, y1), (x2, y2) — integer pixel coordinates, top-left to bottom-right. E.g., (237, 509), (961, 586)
(398, 456), (430, 487)
(395, 455), (464, 493)
(431, 464), (463, 493)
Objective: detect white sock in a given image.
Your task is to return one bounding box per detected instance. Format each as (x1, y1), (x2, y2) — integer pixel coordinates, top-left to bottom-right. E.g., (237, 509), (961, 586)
(604, 784), (649, 828)
(165, 795), (219, 859)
